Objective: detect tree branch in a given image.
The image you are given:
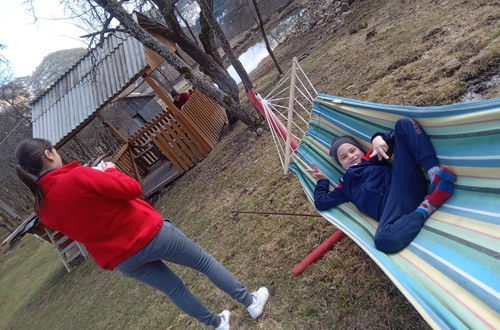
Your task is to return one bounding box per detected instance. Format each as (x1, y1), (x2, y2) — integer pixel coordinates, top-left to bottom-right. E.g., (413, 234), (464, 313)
(80, 27), (127, 39)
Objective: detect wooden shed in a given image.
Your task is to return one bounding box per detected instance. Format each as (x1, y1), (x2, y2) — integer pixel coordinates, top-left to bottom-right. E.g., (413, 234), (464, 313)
(31, 27), (227, 196)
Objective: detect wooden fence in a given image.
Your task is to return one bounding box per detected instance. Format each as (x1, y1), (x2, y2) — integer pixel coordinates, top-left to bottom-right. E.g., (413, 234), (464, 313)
(111, 91), (226, 180)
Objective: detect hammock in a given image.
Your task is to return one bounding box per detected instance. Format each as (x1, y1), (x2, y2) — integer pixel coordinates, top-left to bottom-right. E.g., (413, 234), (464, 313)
(248, 60), (500, 329)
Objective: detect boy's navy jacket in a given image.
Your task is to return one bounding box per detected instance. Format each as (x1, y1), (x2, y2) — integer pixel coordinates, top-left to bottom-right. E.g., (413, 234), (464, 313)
(313, 131), (395, 221)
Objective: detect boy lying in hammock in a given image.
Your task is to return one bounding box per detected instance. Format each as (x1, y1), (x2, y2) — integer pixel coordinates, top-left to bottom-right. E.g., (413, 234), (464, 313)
(307, 118), (456, 253)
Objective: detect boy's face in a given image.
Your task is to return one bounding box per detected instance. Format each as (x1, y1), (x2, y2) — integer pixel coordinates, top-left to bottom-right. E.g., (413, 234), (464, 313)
(337, 143), (364, 169)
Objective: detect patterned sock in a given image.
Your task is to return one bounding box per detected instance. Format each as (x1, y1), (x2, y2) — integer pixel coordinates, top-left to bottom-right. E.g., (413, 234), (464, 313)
(430, 166), (457, 191)
(427, 166), (439, 183)
(427, 180), (454, 207)
(416, 199), (436, 219)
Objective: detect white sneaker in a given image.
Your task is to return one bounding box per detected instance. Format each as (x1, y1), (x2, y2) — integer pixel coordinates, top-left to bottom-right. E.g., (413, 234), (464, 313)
(247, 287), (269, 319)
(215, 310), (230, 330)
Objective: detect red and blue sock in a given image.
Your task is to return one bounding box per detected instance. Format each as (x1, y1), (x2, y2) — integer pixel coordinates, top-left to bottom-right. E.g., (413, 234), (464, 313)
(416, 180), (454, 218)
(430, 166), (457, 191)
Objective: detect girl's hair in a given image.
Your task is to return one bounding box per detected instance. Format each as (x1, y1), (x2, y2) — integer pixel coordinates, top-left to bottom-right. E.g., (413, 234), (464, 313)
(15, 138), (53, 213)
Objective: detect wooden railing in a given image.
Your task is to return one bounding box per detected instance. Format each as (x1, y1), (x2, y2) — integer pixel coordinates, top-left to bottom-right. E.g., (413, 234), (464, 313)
(112, 90), (226, 179)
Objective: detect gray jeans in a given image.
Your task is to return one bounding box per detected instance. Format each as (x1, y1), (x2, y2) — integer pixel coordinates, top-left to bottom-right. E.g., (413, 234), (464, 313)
(117, 220), (253, 327)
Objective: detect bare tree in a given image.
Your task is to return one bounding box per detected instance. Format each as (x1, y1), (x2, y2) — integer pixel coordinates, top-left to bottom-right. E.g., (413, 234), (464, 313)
(0, 44), (12, 86)
(174, 6), (199, 47)
(198, 0), (254, 92)
(198, 3), (224, 68)
(249, 0), (282, 74)
(0, 79), (35, 222)
(63, 0), (261, 126)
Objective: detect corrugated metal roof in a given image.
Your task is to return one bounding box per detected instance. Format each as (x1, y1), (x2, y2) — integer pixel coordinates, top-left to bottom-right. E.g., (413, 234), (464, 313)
(32, 32), (148, 145)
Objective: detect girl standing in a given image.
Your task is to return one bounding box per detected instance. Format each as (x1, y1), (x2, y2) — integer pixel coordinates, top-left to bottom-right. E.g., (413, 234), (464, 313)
(15, 138), (269, 329)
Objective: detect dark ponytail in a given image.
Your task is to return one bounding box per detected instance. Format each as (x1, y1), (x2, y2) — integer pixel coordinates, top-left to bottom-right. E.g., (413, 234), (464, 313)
(15, 138), (53, 213)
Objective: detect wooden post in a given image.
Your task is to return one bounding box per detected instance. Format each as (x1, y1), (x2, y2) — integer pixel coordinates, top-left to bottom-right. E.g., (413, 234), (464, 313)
(97, 114), (127, 143)
(128, 147), (141, 180)
(284, 57), (297, 175)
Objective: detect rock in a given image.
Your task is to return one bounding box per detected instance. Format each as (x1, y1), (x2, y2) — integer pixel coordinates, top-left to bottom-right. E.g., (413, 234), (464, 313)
(340, 4), (349, 12)
(256, 127), (264, 136)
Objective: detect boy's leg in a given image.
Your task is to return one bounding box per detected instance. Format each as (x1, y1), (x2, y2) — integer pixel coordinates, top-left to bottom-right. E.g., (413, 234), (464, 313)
(374, 118), (434, 253)
(391, 118), (439, 173)
(382, 118), (433, 217)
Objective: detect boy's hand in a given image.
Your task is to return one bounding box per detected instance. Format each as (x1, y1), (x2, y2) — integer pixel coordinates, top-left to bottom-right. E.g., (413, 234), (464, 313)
(370, 135), (389, 161)
(306, 162), (328, 180)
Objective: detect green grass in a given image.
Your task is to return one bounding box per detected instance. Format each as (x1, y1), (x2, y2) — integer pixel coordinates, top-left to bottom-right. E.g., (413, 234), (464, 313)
(0, 237), (64, 327)
(1, 0), (499, 328)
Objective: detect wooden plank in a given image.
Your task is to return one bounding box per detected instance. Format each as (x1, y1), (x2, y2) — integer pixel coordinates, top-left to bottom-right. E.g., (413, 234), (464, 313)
(164, 124), (197, 165)
(112, 143), (129, 162)
(184, 101), (217, 144)
(99, 115), (128, 143)
(178, 108), (214, 148)
(165, 121), (197, 162)
(170, 116), (208, 158)
(183, 91), (226, 146)
(128, 148), (141, 180)
(167, 118), (203, 161)
(151, 132), (186, 171)
(158, 127), (194, 169)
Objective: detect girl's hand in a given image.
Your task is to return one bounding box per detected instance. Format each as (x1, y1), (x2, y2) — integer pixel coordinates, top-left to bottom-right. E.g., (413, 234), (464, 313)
(103, 162), (117, 170)
(306, 162), (328, 180)
(370, 135), (389, 161)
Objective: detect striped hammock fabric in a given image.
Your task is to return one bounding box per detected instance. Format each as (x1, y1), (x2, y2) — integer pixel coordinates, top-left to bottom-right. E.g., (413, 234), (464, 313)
(288, 94), (500, 329)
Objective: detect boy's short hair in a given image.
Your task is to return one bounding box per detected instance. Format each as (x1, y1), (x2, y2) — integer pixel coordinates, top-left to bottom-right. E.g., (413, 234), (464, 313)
(329, 136), (363, 163)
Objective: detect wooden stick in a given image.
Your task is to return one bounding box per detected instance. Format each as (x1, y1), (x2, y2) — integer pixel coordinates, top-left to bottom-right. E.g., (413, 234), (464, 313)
(231, 210), (321, 218)
(284, 57), (297, 175)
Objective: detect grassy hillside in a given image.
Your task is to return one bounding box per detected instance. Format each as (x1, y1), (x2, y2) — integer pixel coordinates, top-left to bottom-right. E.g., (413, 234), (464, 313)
(1, 0), (498, 329)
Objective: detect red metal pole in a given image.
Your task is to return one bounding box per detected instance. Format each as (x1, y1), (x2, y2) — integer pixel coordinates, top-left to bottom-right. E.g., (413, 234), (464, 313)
(292, 230), (346, 276)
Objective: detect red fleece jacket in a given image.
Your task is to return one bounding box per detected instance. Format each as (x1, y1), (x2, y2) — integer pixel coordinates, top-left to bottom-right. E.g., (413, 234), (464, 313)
(37, 161), (163, 270)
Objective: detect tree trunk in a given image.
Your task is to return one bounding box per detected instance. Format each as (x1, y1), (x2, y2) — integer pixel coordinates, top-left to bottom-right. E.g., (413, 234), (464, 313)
(250, 0), (283, 74)
(94, 0), (258, 126)
(198, 8), (224, 68)
(198, 0), (255, 92)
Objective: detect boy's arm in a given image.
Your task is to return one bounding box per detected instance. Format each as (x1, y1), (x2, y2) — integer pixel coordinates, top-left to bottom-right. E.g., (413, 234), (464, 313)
(314, 178), (349, 211)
